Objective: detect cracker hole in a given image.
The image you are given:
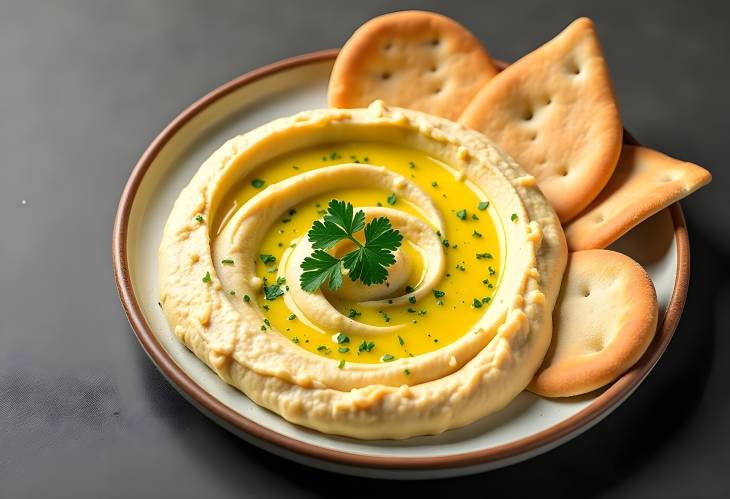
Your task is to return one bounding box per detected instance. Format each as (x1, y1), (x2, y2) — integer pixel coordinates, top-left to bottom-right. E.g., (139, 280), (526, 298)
(589, 335), (605, 352)
(430, 38), (440, 46)
(582, 287), (591, 297)
(661, 175), (673, 183)
(545, 97), (552, 105)
(384, 42), (393, 51)
(556, 165), (568, 177)
(430, 65), (438, 72)
(523, 110), (533, 121)
(381, 72), (391, 80)
(433, 87), (442, 94)
(530, 132), (538, 142)
(594, 214), (604, 224)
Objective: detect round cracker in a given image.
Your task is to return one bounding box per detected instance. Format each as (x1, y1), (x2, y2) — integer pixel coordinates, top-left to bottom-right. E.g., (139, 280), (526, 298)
(328, 11), (499, 121)
(529, 249), (658, 398)
(459, 18), (623, 223)
(565, 145), (711, 250)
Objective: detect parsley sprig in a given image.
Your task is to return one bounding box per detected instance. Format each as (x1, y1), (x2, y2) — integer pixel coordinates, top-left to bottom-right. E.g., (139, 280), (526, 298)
(300, 200), (403, 292)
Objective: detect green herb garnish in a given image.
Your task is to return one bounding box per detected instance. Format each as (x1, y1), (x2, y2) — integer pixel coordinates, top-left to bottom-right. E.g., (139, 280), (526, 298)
(456, 209), (467, 220)
(478, 201), (489, 211)
(381, 354), (395, 362)
(288, 314), (296, 320)
(259, 254), (276, 264)
(398, 335), (405, 346)
(299, 200), (403, 292)
(221, 258), (234, 265)
(476, 252), (493, 260)
(195, 214), (205, 223)
(387, 193), (397, 205)
(202, 271), (212, 284)
(511, 213), (518, 222)
(335, 332), (350, 344)
(263, 276), (285, 301)
(251, 178), (265, 188)
(338, 359), (346, 369)
(472, 230), (482, 238)
(358, 340), (375, 353)
(432, 289), (445, 299)
(243, 294), (251, 302)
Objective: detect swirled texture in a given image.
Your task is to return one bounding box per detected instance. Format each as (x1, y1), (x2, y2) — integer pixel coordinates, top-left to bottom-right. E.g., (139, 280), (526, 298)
(159, 102), (567, 438)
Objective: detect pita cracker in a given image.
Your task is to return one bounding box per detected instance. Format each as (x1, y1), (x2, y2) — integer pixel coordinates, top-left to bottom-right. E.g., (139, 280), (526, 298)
(566, 145), (711, 250)
(460, 17), (622, 222)
(328, 11), (499, 121)
(529, 249), (658, 398)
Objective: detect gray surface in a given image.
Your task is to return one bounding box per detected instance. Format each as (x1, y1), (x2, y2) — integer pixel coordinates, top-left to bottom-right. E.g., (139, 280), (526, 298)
(1, 0), (728, 497)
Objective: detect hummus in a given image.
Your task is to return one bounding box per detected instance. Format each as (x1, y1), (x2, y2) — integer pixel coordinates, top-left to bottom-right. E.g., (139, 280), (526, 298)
(159, 101), (567, 439)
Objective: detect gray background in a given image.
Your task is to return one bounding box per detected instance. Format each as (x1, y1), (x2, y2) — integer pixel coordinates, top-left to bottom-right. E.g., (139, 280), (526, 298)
(1, 0), (728, 497)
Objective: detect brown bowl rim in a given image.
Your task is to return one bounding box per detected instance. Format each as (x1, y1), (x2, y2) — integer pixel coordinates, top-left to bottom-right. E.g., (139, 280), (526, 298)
(112, 48), (690, 471)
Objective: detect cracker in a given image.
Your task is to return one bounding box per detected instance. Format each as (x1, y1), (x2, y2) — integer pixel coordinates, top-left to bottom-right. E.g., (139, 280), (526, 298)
(459, 18), (622, 223)
(529, 249), (658, 398)
(565, 145), (711, 250)
(328, 11), (499, 121)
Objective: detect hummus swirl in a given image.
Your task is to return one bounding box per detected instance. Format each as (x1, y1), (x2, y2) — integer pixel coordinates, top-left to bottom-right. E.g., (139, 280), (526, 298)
(159, 102), (567, 439)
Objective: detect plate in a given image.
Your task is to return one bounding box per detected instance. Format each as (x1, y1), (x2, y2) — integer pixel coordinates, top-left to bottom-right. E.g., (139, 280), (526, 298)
(113, 49), (689, 479)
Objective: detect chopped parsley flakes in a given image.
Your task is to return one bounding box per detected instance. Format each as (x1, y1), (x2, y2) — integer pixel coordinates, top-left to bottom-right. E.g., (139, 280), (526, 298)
(259, 254), (276, 265)
(263, 277), (286, 301)
(358, 340), (375, 353)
